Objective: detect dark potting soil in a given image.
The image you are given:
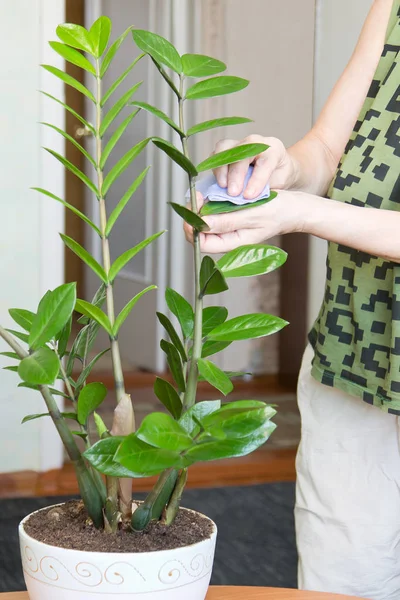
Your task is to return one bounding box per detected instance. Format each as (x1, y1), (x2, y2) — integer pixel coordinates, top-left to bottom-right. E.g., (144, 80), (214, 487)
(23, 500), (214, 553)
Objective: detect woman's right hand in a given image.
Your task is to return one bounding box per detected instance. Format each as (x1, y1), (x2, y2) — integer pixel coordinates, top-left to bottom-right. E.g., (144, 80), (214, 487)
(213, 134), (296, 199)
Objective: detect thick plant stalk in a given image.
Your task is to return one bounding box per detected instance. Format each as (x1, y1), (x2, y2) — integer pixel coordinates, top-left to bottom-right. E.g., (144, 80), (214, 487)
(110, 393), (135, 518)
(163, 468), (188, 525)
(0, 325), (105, 527)
(131, 468), (178, 531)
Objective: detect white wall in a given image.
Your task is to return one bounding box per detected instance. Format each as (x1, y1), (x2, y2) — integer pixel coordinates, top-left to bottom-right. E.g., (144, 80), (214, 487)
(0, 0), (65, 472)
(308, 0), (373, 328)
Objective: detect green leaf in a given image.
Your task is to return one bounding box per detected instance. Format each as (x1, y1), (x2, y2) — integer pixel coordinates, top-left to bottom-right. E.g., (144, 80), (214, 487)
(201, 307), (228, 337)
(29, 283), (76, 349)
(208, 313), (288, 342)
(32, 188), (101, 236)
(40, 122), (96, 168)
(41, 65), (95, 102)
(160, 340), (185, 393)
(137, 413), (193, 451)
(101, 27), (133, 78)
(22, 412), (78, 425)
(18, 347), (59, 385)
(200, 256), (229, 297)
(100, 82), (142, 138)
(186, 75), (249, 100)
(217, 244), (287, 278)
(201, 402), (276, 439)
(89, 16), (112, 57)
(9, 309), (35, 332)
(60, 234), (107, 283)
(57, 316), (72, 358)
(109, 230), (164, 282)
(105, 167), (149, 235)
(44, 148), (98, 195)
(102, 137), (149, 195)
(100, 112), (139, 171)
(187, 116), (252, 137)
(197, 358), (233, 396)
(156, 312), (186, 361)
(116, 434), (184, 477)
(179, 400), (221, 435)
(72, 431), (88, 441)
(102, 55), (144, 106)
(74, 300), (112, 336)
(49, 41), (96, 75)
(75, 348), (110, 390)
(77, 284), (107, 325)
(168, 203), (209, 231)
(153, 377), (182, 419)
(131, 101), (183, 136)
(113, 285), (157, 334)
(197, 143), (269, 173)
(84, 436), (140, 477)
(5, 329), (29, 344)
(0, 352), (19, 360)
(56, 23), (94, 54)
(77, 382), (107, 425)
(165, 288), (194, 339)
(152, 138), (198, 176)
(182, 54), (226, 77)
(132, 30), (182, 74)
(200, 193), (277, 216)
(3, 366), (19, 372)
(40, 91), (95, 135)
(93, 411), (108, 438)
(201, 340), (231, 358)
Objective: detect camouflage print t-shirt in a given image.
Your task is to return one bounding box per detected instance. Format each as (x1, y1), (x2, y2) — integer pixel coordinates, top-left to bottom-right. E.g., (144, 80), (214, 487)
(309, 1), (400, 414)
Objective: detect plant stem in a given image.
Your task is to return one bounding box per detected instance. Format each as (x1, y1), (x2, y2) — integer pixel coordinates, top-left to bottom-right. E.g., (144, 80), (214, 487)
(163, 468), (188, 525)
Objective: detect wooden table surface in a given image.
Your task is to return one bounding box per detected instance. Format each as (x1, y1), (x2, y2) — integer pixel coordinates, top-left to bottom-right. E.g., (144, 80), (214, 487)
(0, 587), (363, 599)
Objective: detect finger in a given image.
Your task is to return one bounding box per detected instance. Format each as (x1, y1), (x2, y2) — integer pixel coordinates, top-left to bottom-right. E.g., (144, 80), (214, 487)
(226, 157), (253, 196)
(183, 221), (194, 244)
(203, 208), (255, 235)
(199, 229), (256, 254)
(212, 139), (238, 187)
(243, 152), (279, 199)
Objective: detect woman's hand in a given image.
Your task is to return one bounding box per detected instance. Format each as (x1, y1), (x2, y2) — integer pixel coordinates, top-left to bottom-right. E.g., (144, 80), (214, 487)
(213, 134), (297, 198)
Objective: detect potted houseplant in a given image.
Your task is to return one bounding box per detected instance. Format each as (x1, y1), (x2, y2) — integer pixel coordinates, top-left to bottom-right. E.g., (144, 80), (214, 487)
(0, 16), (288, 600)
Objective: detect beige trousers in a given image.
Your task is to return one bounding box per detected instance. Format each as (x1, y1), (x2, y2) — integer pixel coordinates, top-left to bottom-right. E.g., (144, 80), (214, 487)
(295, 345), (400, 600)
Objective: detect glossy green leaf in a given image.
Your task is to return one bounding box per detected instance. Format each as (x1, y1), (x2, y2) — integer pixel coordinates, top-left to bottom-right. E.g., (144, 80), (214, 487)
(109, 230), (164, 282)
(102, 55), (144, 106)
(201, 340), (231, 358)
(201, 402), (276, 439)
(32, 188), (100, 236)
(217, 244), (287, 278)
(197, 358), (233, 396)
(84, 436), (140, 477)
(197, 143), (269, 173)
(40, 122), (96, 168)
(0, 352), (19, 360)
(18, 347), (59, 385)
(179, 400), (221, 435)
(165, 288), (194, 339)
(200, 256), (229, 297)
(57, 316), (72, 358)
(132, 30), (182, 74)
(40, 91), (95, 134)
(44, 148), (98, 195)
(100, 26), (133, 77)
(153, 377), (182, 419)
(160, 340), (185, 393)
(68, 323), (99, 373)
(152, 138), (198, 176)
(116, 434), (185, 476)
(5, 329), (29, 344)
(186, 75), (249, 100)
(105, 167), (149, 235)
(89, 16), (111, 57)
(74, 300), (112, 335)
(156, 312), (186, 361)
(100, 82), (142, 138)
(187, 116), (252, 137)
(29, 283), (76, 349)
(100, 112), (138, 170)
(182, 53), (226, 77)
(77, 382), (107, 425)
(208, 313), (288, 342)
(60, 234), (107, 283)
(200, 193), (277, 216)
(41, 65), (95, 102)
(75, 348), (110, 390)
(9, 309), (35, 332)
(3, 366), (18, 372)
(72, 431), (88, 441)
(168, 203), (209, 231)
(137, 413), (193, 451)
(49, 41), (96, 74)
(93, 411), (108, 438)
(113, 285), (157, 334)
(22, 411), (77, 425)
(102, 137), (149, 195)
(56, 23), (94, 54)
(77, 284), (107, 325)
(201, 307), (228, 337)
(131, 101), (183, 136)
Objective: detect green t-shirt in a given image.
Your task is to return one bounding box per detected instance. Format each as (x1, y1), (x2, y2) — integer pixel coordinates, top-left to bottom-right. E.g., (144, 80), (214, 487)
(309, 1), (400, 414)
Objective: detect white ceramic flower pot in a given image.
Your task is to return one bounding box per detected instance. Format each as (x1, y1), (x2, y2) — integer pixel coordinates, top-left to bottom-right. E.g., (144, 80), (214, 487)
(19, 503), (217, 600)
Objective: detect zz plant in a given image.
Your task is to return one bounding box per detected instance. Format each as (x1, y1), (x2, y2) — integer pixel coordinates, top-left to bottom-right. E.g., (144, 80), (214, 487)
(0, 17), (288, 533)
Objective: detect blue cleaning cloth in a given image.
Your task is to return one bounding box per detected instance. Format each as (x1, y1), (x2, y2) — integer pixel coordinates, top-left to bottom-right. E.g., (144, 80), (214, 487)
(186, 166), (270, 206)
